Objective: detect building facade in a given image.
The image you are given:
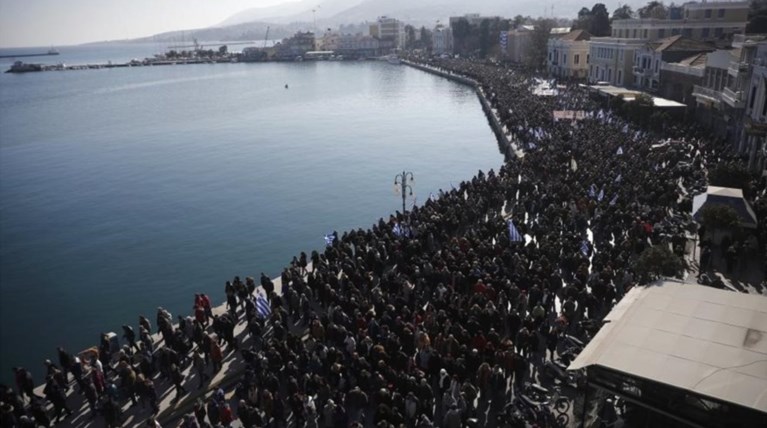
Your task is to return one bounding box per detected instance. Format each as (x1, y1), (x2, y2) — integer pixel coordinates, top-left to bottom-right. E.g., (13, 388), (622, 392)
(633, 36), (714, 91)
(433, 25), (453, 55)
(692, 49), (732, 139)
(610, 1), (748, 43)
(659, 52), (707, 108)
(744, 42), (767, 173)
(588, 38), (646, 85)
(371, 16), (406, 50)
(547, 30), (591, 79)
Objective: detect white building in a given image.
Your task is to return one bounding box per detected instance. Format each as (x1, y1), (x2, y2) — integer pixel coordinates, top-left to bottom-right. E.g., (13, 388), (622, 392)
(588, 38), (646, 85)
(632, 35), (714, 91)
(433, 24), (453, 55)
(371, 16), (406, 49)
(548, 29), (591, 79)
(745, 42), (767, 172)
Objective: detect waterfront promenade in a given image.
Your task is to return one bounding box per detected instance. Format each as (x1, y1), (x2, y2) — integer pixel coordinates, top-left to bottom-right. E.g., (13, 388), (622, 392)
(4, 58), (764, 428)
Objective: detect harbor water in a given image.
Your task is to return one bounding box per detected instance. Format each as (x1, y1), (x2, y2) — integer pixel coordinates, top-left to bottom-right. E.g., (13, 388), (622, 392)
(0, 44), (501, 384)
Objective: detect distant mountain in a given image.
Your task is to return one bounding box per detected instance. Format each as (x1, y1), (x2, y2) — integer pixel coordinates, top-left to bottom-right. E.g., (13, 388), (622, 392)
(218, 0), (367, 26)
(137, 0), (652, 45)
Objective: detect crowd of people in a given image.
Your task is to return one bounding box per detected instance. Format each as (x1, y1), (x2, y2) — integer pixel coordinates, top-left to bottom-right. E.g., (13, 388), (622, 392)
(2, 57), (765, 428)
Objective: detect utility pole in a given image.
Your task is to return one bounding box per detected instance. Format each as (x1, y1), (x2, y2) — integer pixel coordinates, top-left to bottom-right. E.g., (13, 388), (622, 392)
(394, 171), (414, 214)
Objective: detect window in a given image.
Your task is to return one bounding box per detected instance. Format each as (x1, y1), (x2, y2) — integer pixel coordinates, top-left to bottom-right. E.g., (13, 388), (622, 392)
(608, 68), (612, 82)
(762, 79), (767, 115)
(750, 86), (757, 109)
(618, 70), (622, 85)
(633, 29), (637, 38)
(586, 54), (590, 63)
(705, 9), (712, 18)
(672, 28), (680, 36)
(702, 28), (710, 38)
(683, 28), (693, 37)
(643, 29), (648, 38)
(563, 54), (567, 64)
(658, 29), (666, 38)
(718, 9), (725, 18)
(574, 54), (580, 65)
(715, 28), (723, 37)
(655, 59), (659, 73)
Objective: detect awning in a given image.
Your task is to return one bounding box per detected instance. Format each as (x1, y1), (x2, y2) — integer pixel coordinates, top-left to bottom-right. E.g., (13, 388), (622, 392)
(569, 280), (767, 414)
(692, 186), (758, 228)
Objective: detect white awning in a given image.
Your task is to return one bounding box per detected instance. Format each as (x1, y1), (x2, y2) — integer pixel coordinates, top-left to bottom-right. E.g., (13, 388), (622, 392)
(569, 280), (767, 413)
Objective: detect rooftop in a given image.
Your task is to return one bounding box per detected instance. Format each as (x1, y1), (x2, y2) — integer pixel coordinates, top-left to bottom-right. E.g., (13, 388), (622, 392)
(570, 280), (767, 413)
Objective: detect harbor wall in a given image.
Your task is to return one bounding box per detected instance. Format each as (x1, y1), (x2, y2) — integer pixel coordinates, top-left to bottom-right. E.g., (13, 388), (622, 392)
(402, 60), (521, 160)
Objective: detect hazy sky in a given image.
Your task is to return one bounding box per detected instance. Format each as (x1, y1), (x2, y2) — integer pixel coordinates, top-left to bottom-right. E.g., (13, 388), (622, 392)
(0, 0), (300, 48)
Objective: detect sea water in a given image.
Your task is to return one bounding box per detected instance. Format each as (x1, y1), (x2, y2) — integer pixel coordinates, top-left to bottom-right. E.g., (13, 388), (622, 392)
(0, 45), (501, 384)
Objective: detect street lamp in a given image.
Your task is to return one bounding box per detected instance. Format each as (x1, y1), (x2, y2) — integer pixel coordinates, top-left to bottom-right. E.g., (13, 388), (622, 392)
(394, 170), (414, 214)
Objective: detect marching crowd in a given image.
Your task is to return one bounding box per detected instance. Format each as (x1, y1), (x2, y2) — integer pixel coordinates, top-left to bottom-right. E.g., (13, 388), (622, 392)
(2, 58), (766, 428)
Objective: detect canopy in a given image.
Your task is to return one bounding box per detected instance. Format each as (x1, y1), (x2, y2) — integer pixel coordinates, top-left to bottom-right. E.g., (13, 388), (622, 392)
(569, 280), (767, 414)
(692, 186), (758, 228)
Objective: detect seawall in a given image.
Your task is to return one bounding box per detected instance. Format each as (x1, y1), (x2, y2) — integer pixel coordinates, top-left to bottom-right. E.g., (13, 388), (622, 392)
(402, 60), (522, 160)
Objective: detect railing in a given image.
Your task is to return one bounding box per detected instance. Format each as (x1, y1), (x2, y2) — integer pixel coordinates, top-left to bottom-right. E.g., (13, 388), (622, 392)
(661, 62), (705, 77)
(692, 85), (722, 103)
(722, 86), (745, 108)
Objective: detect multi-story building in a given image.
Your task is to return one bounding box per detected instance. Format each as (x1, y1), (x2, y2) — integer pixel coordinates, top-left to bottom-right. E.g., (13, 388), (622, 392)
(659, 52), (708, 108)
(547, 29), (591, 79)
(507, 26), (569, 65)
(588, 38), (646, 85)
(274, 31), (316, 60)
(692, 49), (733, 138)
(590, 1), (747, 87)
(449, 13), (502, 28)
(371, 16), (406, 50)
(610, 1), (748, 42)
(744, 42), (767, 172)
(433, 24), (453, 55)
(632, 35), (714, 91)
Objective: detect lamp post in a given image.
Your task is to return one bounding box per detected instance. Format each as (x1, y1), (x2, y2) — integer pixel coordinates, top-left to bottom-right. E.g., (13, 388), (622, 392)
(394, 170), (414, 214)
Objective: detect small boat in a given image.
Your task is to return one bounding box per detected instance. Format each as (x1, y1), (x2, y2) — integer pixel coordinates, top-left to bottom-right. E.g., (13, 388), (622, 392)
(47, 48), (59, 55)
(386, 54), (400, 65)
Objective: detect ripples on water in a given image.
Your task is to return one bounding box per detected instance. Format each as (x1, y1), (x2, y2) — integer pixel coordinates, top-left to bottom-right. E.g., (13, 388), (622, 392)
(0, 54), (500, 383)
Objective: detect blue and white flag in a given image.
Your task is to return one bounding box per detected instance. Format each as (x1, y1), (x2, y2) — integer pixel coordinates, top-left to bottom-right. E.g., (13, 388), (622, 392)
(508, 220), (524, 242)
(589, 184), (597, 198)
(614, 174), (622, 183)
(598, 188), (605, 202)
(616, 147), (624, 155)
(580, 240), (589, 256)
(324, 234), (335, 246)
(528, 142), (537, 150)
(609, 194), (618, 206)
(428, 192), (436, 202)
(256, 294), (271, 319)
(393, 222), (409, 238)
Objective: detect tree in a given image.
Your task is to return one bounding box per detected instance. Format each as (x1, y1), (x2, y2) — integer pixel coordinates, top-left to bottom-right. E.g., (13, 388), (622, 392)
(572, 7), (593, 31)
(747, 0), (767, 33)
(526, 18), (555, 69)
(590, 3), (612, 36)
(405, 25), (417, 50)
(638, 1), (669, 19)
(633, 245), (687, 284)
(613, 4), (634, 20)
(218, 45), (228, 55)
(708, 162), (753, 190)
(420, 27), (433, 51)
(513, 15), (526, 29)
(700, 205), (741, 230)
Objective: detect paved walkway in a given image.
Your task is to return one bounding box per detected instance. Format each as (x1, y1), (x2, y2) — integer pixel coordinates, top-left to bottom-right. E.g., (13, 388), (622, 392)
(30, 272), (291, 428)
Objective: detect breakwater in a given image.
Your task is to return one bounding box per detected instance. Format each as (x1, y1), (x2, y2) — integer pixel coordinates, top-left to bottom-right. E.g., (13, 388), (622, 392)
(402, 59), (523, 160)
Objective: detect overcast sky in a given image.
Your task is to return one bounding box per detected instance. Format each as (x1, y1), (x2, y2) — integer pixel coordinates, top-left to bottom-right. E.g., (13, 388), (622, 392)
(0, 0), (300, 48)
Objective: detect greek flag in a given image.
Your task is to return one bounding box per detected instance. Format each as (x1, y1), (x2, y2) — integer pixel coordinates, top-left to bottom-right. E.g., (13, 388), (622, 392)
(614, 174), (622, 183)
(324, 234), (335, 246)
(609, 194), (618, 206)
(508, 220), (523, 242)
(616, 147), (624, 155)
(528, 142), (537, 150)
(589, 184), (597, 198)
(393, 222), (410, 238)
(580, 240), (589, 256)
(428, 192), (435, 202)
(256, 294), (271, 319)
(598, 188), (605, 202)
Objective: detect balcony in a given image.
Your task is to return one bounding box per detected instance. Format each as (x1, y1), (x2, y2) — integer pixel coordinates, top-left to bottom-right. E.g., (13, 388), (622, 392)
(632, 66), (653, 77)
(722, 87), (745, 109)
(692, 85), (722, 105)
(728, 61), (750, 78)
